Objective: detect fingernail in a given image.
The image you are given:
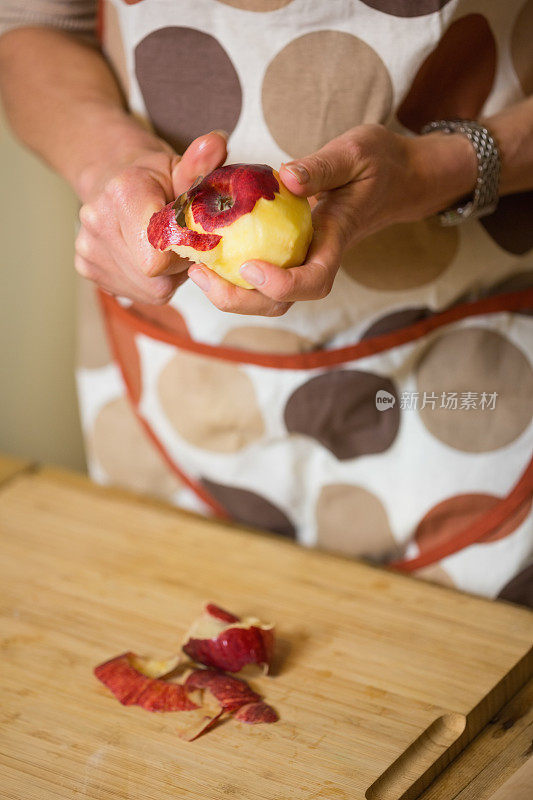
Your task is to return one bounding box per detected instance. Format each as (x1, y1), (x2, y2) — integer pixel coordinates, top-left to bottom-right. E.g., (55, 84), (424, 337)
(282, 163), (310, 184)
(210, 129), (229, 141)
(240, 262), (265, 286)
(189, 268), (210, 292)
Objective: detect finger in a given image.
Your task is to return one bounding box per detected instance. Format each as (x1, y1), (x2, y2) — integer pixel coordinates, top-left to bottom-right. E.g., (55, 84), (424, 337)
(188, 265), (291, 317)
(172, 130), (228, 197)
(129, 271), (188, 304)
(237, 216), (343, 302)
(105, 167), (188, 278)
(279, 131), (364, 197)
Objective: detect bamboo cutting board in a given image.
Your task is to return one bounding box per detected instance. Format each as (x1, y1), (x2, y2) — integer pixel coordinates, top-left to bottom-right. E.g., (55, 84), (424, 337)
(0, 469), (532, 800)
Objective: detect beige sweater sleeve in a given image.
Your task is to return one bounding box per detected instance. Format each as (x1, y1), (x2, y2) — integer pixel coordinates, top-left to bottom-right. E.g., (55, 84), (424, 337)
(0, 0), (97, 41)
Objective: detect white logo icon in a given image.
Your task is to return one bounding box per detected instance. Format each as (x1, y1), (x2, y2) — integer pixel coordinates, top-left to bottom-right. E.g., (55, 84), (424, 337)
(375, 390), (396, 411)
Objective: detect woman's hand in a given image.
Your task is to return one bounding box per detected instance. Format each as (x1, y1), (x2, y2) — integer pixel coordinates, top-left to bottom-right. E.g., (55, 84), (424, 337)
(188, 124), (478, 316)
(75, 130), (227, 304)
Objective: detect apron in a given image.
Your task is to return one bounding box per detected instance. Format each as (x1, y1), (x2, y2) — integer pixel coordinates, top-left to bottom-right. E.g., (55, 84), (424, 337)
(78, 0), (533, 604)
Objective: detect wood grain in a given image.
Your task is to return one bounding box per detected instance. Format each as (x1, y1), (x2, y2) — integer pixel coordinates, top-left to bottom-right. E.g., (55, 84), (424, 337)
(418, 678), (533, 800)
(0, 469), (531, 800)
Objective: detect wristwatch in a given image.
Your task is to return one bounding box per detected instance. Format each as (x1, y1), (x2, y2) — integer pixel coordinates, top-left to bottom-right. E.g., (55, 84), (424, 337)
(420, 119), (501, 226)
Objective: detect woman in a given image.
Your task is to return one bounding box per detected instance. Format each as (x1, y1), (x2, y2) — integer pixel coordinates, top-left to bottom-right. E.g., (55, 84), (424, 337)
(1, 0), (532, 604)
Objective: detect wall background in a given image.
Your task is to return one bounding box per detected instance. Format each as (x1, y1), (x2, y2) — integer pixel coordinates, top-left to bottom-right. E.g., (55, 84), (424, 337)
(0, 106), (86, 470)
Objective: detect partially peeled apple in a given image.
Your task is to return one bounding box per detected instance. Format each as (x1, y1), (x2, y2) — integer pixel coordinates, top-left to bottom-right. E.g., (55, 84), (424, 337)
(148, 164), (313, 288)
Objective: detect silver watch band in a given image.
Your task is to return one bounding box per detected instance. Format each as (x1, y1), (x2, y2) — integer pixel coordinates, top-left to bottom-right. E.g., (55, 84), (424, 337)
(420, 119), (501, 226)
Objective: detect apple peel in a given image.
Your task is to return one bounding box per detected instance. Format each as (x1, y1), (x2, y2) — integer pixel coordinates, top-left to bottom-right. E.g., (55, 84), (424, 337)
(130, 653), (182, 679)
(184, 668), (260, 712)
(234, 701), (279, 725)
(94, 653), (197, 711)
(94, 653), (224, 740)
(147, 201), (221, 252)
(182, 603), (275, 674)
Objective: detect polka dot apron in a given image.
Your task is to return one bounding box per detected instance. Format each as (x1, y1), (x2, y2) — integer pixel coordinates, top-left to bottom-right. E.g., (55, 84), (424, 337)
(78, 0), (533, 604)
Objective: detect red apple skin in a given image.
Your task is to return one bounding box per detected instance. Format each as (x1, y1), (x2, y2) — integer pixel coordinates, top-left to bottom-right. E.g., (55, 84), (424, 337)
(205, 603), (240, 624)
(147, 201), (221, 251)
(183, 625), (275, 673)
(94, 653), (198, 711)
(234, 701), (279, 724)
(187, 164), (279, 231)
(184, 668), (260, 712)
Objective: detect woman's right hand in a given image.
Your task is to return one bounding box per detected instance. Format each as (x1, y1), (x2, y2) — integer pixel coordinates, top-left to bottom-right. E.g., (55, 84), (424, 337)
(75, 130), (227, 304)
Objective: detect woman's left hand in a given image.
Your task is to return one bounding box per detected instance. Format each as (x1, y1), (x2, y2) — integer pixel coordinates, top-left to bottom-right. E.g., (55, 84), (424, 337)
(187, 123), (477, 316)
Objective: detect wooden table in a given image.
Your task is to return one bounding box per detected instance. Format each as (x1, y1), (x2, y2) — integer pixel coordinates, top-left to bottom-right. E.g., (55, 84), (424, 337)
(0, 455), (531, 800)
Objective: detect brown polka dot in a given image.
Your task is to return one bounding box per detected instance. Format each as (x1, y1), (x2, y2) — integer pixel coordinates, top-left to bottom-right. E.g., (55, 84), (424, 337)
(498, 563), (533, 609)
(77, 280), (112, 369)
(103, 1), (130, 97)
(511, 0), (533, 95)
(284, 370), (399, 460)
(480, 192), (533, 255)
(359, 0), (452, 16)
(415, 494), (532, 554)
(158, 351), (264, 453)
(221, 326), (313, 354)
(107, 314), (142, 405)
(316, 484), (398, 561)
(417, 328), (533, 452)
(489, 270), (533, 296)
(135, 28), (242, 153)
(90, 398), (181, 499)
(202, 479), (296, 538)
(415, 564), (456, 589)
(262, 31), (392, 158)
(397, 14), (496, 133)
(342, 219), (457, 291)
(361, 307), (431, 340)
(214, 0), (293, 9)
(130, 302), (190, 338)
(486, 270), (533, 317)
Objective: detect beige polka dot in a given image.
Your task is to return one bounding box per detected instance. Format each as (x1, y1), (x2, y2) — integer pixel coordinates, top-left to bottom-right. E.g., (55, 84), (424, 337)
(417, 328), (533, 452)
(416, 564), (455, 589)
(342, 218), (458, 291)
(103, 2), (130, 98)
(215, 0), (293, 8)
(316, 484), (398, 562)
(262, 31), (393, 158)
(511, 0), (533, 95)
(90, 398), (181, 499)
(77, 279), (112, 369)
(221, 326), (313, 354)
(158, 351), (264, 452)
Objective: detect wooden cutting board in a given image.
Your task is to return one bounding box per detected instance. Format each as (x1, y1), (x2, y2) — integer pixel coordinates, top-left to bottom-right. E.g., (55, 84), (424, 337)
(0, 468), (531, 800)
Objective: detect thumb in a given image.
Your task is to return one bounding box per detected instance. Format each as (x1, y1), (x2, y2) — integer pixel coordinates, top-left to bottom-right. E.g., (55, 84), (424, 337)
(171, 129), (228, 197)
(279, 133), (361, 196)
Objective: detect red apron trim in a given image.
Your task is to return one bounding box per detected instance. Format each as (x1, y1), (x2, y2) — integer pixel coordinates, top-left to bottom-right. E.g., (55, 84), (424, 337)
(98, 288), (533, 371)
(98, 292), (231, 520)
(390, 458), (533, 572)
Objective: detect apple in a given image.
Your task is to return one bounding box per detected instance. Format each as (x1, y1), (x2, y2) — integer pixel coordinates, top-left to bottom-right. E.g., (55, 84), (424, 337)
(147, 164), (313, 288)
(182, 603), (275, 673)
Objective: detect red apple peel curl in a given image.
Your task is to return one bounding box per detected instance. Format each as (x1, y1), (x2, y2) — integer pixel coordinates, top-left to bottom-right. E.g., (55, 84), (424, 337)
(94, 653), (197, 711)
(182, 603), (275, 674)
(234, 701), (279, 725)
(147, 200), (221, 252)
(94, 653), (224, 740)
(184, 668), (260, 712)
